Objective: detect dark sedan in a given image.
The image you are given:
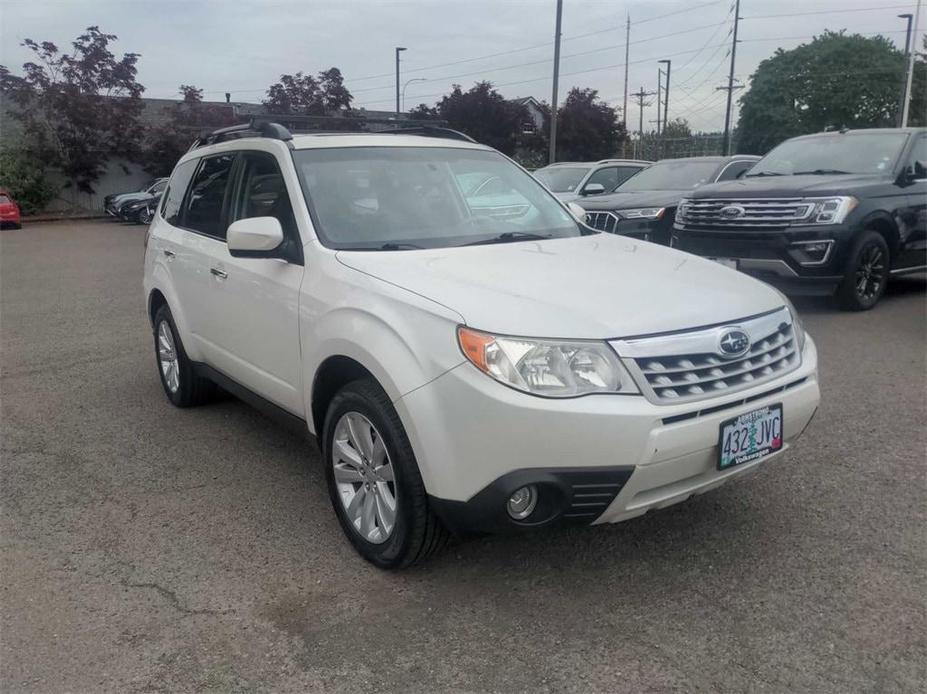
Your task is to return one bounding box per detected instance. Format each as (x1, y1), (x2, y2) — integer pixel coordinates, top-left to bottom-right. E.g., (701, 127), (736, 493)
(578, 155), (759, 244)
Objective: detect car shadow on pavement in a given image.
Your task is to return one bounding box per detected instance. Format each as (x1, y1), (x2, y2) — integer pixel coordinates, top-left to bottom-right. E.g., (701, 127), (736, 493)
(791, 273), (925, 314)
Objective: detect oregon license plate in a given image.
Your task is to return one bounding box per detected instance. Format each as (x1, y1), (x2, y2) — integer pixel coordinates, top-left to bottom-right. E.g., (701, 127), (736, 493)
(718, 404), (783, 470)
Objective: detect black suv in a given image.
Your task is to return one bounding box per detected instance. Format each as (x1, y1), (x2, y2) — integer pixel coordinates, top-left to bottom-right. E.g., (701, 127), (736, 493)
(580, 155), (759, 245)
(672, 128), (926, 310)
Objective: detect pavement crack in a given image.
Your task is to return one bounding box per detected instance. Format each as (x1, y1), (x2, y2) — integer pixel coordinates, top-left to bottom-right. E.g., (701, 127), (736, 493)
(121, 579), (231, 617)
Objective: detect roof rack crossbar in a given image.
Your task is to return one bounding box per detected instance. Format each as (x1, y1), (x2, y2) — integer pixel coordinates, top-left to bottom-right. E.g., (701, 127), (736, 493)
(188, 119), (294, 151)
(381, 126), (477, 143)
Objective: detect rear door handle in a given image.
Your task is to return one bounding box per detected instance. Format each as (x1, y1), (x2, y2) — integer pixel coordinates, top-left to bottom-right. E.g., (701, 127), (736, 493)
(210, 267), (228, 280)
(163, 249), (175, 259)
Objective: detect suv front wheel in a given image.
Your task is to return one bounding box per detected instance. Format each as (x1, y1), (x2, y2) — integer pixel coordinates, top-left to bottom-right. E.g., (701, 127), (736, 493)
(836, 230), (889, 311)
(322, 378), (449, 568)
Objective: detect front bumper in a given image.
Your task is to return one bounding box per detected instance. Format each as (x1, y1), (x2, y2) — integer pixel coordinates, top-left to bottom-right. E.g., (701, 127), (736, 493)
(671, 225), (850, 295)
(396, 336), (819, 535)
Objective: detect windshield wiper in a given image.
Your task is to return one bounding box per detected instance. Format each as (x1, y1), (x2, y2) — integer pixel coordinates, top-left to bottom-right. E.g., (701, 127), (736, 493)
(379, 242), (425, 250)
(461, 232), (554, 247)
(745, 171), (784, 177)
(793, 168), (851, 175)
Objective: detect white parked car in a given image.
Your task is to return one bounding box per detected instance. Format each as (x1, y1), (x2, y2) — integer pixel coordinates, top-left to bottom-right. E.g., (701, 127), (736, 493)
(144, 122), (820, 568)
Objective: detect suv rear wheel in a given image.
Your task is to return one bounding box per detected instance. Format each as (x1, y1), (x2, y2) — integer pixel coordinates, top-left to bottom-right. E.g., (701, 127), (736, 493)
(322, 378), (449, 568)
(836, 230), (889, 311)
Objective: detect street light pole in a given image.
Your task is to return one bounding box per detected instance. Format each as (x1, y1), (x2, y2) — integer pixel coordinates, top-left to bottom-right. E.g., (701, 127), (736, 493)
(395, 47), (407, 115)
(549, 0), (564, 164)
(402, 78), (427, 112)
(897, 11), (915, 126)
(901, 0), (922, 127)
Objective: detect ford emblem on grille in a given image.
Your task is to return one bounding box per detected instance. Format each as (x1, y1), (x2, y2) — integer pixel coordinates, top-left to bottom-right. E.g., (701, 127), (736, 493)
(718, 329), (750, 357)
(719, 204), (746, 219)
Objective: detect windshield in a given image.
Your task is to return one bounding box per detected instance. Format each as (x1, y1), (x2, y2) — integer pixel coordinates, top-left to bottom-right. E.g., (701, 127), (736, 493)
(293, 147), (583, 250)
(748, 133), (908, 176)
(615, 160), (720, 191)
(534, 166), (592, 192)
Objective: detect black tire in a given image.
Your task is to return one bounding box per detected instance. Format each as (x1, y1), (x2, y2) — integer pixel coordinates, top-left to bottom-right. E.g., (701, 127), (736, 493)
(836, 230), (889, 311)
(139, 206), (153, 225)
(152, 304), (215, 407)
(322, 378), (449, 569)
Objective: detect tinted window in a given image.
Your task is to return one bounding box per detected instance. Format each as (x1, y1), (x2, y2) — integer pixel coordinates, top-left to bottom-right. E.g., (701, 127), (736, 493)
(717, 160), (755, 181)
(534, 166), (592, 193)
(184, 153), (236, 238)
(617, 160), (721, 191)
(231, 152), (298, 239)
(293, 146), (581, 250)
(161, 160), (198, 226)
(585, 167), (620, 191)
(748, 133), (908, 176)
(909, 135), (927, 168)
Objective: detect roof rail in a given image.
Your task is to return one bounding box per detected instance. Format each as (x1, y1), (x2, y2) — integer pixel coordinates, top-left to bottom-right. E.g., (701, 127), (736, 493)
(381, 126), (477, 143)
(188, 119), (293, 151)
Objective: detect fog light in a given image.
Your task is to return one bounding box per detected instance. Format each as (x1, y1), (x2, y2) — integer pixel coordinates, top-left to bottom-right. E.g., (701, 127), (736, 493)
(790, 239), (834, 266)
(506, 485), (538, 520)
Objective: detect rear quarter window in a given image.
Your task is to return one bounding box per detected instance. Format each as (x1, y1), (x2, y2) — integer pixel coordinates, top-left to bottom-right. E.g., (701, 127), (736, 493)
(161, 159), (199, 226)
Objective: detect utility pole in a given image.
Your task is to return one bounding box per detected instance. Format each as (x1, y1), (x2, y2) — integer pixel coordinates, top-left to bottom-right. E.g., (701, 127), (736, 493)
(656, 69), (663, 135)
(622, 15), (630, 140)
(631, 86), (655, 159)
(897, 13), (914, 127)
(718, 0), (741, 155)
(549, 0), (564, 164)
(659, 59), (671, 131)
(901, 0), (922, 127)
(395, 47), (407, 115)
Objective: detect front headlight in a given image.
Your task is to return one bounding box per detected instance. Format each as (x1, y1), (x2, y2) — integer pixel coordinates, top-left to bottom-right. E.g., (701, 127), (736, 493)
(457, 327), (639, 397)
(801, 196), (857, 224)
(620, 207), (665, 220)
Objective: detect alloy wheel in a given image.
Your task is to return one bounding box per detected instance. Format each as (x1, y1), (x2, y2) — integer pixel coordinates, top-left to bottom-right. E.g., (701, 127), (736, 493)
(855, 244), (886, 302)
(331, 412), (397, 544)
(157, 320), (180, 393)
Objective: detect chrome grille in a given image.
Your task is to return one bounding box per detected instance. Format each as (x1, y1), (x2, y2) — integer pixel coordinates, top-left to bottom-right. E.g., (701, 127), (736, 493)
(610, 307), (801, 404)
(585, 210), (620, 233)
(676, 198), (813, 229)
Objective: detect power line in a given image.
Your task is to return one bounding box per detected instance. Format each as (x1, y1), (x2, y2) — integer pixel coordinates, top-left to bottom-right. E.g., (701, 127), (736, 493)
(744, 4), (917, 20)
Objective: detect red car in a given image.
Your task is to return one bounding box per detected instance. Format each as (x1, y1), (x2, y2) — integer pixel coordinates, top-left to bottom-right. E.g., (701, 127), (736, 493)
(0, 189), (21, 229)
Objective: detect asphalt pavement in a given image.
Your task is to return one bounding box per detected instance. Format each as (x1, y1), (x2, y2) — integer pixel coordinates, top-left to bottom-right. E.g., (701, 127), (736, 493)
(2, 221), (925, 692)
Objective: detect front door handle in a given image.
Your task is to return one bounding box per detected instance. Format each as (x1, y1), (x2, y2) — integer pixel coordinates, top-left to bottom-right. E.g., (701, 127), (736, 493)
(163, 249), (175, 259)
(210, 267), (228, 280)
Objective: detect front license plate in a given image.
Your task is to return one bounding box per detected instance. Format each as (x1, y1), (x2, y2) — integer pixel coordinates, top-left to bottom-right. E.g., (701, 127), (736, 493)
(718, 404), (783, 470)
(708, 257), (738, 270)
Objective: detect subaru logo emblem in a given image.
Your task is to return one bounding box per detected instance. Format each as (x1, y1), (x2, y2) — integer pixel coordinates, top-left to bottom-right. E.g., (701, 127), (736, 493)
(718, 329), (750, 357)
(719, 204), (746, 219)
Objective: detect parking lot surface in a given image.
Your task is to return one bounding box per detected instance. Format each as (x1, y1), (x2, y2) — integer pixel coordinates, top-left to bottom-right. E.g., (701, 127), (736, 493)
(2, 221), (925, 692)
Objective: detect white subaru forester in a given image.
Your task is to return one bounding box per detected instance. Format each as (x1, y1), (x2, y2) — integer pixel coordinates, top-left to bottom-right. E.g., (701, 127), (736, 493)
(143, 122), (820, 568)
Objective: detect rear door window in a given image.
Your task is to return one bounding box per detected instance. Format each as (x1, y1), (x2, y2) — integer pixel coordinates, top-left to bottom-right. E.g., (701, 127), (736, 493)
(160, 159), (198, 226)
(183, 153), (237, 239)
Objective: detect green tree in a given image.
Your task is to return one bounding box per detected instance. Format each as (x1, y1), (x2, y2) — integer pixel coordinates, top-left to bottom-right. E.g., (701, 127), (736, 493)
(140, 84), (237, 177)
(432, 82), (529, 155)
(553, 87), (625, 161)
(737, 31), (926, 154)
(0, 26), (145, 194)
(0, 148), (56, 214)
(262, 69), (352, 114)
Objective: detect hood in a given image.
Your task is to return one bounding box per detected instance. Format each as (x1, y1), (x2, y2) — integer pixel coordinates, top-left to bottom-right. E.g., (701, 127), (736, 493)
(690, 173), (888, 198)
(553, 191), (581, 204)
(336, 234), (783, 339)
(578, 189), (688, 211)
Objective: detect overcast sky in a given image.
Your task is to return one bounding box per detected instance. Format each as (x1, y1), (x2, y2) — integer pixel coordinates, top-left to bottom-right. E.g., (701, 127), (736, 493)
(1, 0), (920, 134)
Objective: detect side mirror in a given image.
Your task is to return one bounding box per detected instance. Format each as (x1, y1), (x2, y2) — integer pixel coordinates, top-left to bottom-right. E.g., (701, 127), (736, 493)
(581, 182), (606, 196)
(227, 216), (284, 258)
(567, 202), (587, 222)
(913, 160), (927, 179)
